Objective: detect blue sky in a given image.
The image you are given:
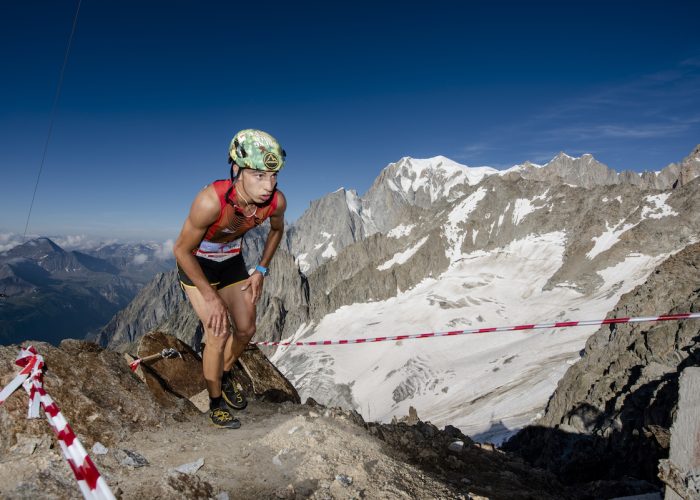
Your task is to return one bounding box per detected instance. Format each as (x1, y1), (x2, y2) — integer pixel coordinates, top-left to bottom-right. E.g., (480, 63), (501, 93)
(1, 0), (699, 243)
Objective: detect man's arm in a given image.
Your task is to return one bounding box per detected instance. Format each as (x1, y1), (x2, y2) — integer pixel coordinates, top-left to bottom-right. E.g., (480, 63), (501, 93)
(244, 191), (287, 303)
(259, 191), (286, 268)
(173, 186), (231, 337)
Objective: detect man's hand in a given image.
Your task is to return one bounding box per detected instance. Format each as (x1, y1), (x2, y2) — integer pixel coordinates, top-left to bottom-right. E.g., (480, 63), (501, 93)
(241, 272), (264, 304)
(204, 294), (230, 337)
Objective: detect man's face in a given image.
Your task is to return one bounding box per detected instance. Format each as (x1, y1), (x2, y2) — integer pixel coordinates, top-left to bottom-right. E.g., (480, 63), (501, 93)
(240, 168), (278, 204)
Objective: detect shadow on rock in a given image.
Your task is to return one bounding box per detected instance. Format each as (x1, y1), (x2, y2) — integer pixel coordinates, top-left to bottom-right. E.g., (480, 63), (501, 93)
(503, 341), (700, 497)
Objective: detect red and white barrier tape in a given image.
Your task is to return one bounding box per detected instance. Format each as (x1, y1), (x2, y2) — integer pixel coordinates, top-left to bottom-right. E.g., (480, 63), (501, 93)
(253, 312), (700, 347)
(129, 358), (142, 372)
(0, 346), (115, 500)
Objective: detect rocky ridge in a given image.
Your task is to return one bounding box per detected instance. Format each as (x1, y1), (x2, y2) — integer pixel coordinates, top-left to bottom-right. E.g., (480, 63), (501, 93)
(0, 338), (646, 499)
(504, 241), (700, 487)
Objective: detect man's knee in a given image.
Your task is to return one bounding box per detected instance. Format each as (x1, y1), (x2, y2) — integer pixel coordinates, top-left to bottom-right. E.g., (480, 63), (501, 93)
(235, 325), (256, 343)
(205, 331), (230, 352)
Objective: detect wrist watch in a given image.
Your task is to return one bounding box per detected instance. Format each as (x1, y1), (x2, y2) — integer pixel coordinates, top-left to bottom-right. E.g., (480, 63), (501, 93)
(255, 264), (269, 277)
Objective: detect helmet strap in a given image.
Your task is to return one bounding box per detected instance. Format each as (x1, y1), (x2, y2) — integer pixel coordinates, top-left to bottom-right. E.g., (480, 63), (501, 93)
(225, 164), (240, 206)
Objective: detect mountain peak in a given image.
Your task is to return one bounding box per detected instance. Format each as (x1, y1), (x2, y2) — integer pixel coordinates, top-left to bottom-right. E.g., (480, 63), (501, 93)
(2, 237), (65, 258)
(387, 156), (499, 192)
(683, 143), (700, 164)
(546, 151), (578, 164)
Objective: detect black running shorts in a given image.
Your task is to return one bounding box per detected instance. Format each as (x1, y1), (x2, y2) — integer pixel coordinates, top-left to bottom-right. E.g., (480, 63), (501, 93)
(177, 254), (249, 290)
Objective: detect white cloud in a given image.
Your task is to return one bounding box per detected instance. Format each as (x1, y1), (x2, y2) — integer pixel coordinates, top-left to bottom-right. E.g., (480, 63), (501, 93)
(0, 233), (24, 252)
(133, 253), (148, 265)
(50, 234), (114, 250)
(550, 123), (689, 141)
(153, 239), (174, 260)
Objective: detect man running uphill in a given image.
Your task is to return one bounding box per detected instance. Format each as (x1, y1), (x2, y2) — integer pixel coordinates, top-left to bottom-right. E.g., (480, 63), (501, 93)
(173, 129), (287, 429)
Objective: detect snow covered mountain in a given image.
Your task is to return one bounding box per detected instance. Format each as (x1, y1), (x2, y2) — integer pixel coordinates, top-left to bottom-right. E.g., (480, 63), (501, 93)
(97, 145), (700, 445)
(267, 146), (700, 444)
(286, 147), (700, 275)
(287, 156), (503, 273)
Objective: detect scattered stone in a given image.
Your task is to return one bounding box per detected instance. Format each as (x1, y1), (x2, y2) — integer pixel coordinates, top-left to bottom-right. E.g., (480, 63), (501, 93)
(10, 434), (49, 456)
(448, 440), (464, 453)
(166, 472), (214, 497)
(396, 406), (420, 425)
(476, 442), (496, 452)
(173, 457), (204, 474)
(335, 474), (353, 486)
(274, 484), (295, 499)
(308, 411), (320, 418)
(214, 492), (230, 500)
(92, 442), (108, 455)
(288, 425), (299, 435)
(116, 449), (149, 468)
(189, 388), (210, 413)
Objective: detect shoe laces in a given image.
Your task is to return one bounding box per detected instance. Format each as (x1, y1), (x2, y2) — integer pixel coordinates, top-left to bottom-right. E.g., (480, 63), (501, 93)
(212, 408), (233, 422)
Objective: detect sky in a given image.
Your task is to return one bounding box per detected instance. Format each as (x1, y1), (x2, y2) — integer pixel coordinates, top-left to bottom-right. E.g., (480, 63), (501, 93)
(1, 0), (699, 244)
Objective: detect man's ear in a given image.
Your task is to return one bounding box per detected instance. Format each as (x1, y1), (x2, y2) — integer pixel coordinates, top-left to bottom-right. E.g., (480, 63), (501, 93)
(232, 164), (240, 178)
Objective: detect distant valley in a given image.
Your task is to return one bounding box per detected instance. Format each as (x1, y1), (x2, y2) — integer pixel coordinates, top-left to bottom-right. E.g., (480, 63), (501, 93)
(0, 238), (173, 345)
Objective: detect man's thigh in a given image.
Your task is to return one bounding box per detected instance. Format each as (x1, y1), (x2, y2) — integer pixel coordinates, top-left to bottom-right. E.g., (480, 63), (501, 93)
(218, 279), (256, 334)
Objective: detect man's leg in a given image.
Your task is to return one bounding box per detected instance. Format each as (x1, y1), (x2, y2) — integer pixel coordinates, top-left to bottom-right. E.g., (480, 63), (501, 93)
(219, 281), (256, 370)
(217, 281), (256, 409)
(181, 285), (230, 398)
(181, 284), (241, 428)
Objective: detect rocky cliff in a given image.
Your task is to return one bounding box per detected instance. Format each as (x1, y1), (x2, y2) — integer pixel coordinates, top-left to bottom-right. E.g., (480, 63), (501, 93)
(503, 242), (700, 487)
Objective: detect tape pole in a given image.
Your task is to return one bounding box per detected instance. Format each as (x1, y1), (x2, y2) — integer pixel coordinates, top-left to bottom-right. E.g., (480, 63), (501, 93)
(252, 312), (700, 347)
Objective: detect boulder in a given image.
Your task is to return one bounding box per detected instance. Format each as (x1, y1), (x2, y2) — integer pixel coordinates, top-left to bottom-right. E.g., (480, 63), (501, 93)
(132, 332), (300, 406)
(136, 331), (206, 399)
(234, 345), (300, 404)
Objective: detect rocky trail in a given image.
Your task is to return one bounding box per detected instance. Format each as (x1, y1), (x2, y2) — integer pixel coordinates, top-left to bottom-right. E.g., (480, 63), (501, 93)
(0, 339), (574, 499)
(1, 398), (569, 500)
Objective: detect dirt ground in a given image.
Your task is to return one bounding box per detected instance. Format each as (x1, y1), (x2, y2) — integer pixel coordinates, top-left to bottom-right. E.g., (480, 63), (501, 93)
(0, 400), (473, 499)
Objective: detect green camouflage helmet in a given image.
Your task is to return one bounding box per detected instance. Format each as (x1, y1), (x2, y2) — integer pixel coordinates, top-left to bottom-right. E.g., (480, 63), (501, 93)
(228, 129), (286, 172)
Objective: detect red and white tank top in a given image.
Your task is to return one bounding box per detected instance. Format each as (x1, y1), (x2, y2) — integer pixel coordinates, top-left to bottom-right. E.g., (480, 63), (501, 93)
(194, 179), (279, 262)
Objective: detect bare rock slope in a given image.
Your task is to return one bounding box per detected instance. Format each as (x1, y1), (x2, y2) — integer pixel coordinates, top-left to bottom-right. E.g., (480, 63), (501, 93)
(504, 242), (700, 487)
(0, 339), (574, 499)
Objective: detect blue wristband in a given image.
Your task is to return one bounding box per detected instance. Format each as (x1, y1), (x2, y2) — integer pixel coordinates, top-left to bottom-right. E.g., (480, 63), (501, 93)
(255, 264), (269, 277)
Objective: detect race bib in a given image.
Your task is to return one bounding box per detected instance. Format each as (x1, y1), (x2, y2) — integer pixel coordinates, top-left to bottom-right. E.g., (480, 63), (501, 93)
(195, 238), (242, 262)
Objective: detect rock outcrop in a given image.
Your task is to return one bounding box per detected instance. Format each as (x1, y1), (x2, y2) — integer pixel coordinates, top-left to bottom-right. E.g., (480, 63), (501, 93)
(0, 340), (198, 456)
(1, 339), (577, 499)
(504, 242), (700, 488)
(136, 331), (207, 399)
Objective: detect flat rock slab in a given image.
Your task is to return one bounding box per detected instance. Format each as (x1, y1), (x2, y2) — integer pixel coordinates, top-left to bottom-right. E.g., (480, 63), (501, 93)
(136, 331), (206, 399)
(236, 345), (300, 404)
